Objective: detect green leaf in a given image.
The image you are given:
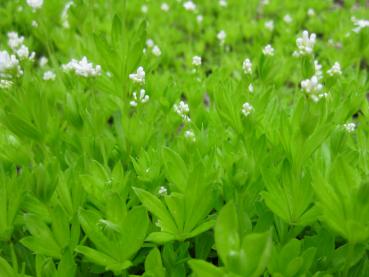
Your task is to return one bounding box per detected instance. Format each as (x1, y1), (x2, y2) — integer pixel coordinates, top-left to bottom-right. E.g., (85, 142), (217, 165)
(144, 248), (165, 277)
(188, 259), (224, 277)
(162, 148), (188, 192)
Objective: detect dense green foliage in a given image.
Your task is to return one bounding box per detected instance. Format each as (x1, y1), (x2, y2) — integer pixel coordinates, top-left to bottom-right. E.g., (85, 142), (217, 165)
(1, 0), (369, 276)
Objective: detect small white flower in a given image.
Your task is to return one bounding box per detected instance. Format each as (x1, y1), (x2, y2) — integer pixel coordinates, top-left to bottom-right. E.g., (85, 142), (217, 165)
(343, 123), (356, 133)
(152, 45), (162, 56)
(158, 186), (167, 195)
(31, 20), (38, 28)
(196, 15), (203, 23)
(301, 75), (327, 102)
(62, 57), (102, 77)
(192, 56), (202, 66)
(16, 45), (34, 60)
(146, 39), (154, 48)
(0, 51), (20, 77)
(242, 102), (254, 117)
(248, 83), (254, 93)
(43, 70), (56, 81)
(314, 60), (323, 79)
(130, 89), (149, 107)
(307, 8), (315, 17)
(262, 44), (275, 56)
(161, 3), (170, 12)
(0, 79), (13, 89)
(7, 32), (24, 50)
(265, 20), (274, 31)
(219, 0), (227, 7)
(242, 58), (252, 74)
(129, 66), (145, 83)
(184, 130), (196, 142)
(260, 0), (269, 5)
(352, 17), (369, 33)
(39, 56), (48, 67)
(217, 30), (226, 45)
(327, 62), (342, 76)
(174, 101), (191, 123)
(283, 14), (292, 24)
(26, 0), (43, 10)
(296, 30), (316, 56)
(183, 1), (196, 11)
(141, 5), (148, 13)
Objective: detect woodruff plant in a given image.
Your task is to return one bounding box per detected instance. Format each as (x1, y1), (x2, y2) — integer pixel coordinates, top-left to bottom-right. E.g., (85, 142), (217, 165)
(0, 0), (369, 276)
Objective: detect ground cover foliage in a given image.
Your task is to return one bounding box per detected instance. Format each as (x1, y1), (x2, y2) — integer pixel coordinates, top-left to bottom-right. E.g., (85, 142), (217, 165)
(1, 0), (369, 276)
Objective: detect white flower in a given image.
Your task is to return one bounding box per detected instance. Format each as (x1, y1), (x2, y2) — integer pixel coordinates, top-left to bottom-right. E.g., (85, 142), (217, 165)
(129, 66), (145, 83)
(283, 14), (292, 24)
(265, 20), (274, 31)
(262, 44), (274, 56)
(0, 79), (13, 89)
(152, 45), (162, 56)
(174, 101), (191, 123)
(183, 1), (196, 11)
(130, 89), (149, 107)
(301, 75), (327, 102)
(39, 56), (48, 67)
(192, 56), (202, 66)
(260, 0), (269, 5)
(343, 123), (356, 133)
(197, 15), (203, 23)
(146, 39), (154, 48)
(248, 83), (254, 93)
(32, 20), (38, 28)
(61, 1), (74, 28)
(43, 70), (56, 81)
(161, 3), (170, 12)
(158, 186), (167, 195)
(141, 5), (148, 13)
(62, 57), (102, 77)
(217, 30), (226, 45)
(184, 130), (196, 142)
(296, 30), (316, 56)
(314, 60), (323, 79)
(7, 32), (24, 50)
(307, 8), (315, 17)
(219, 0), (227, 7)
(242, 102), (254, 117)
(16, 45), (35, 60)
(327, 62), (342, 76)
(242, 58), (252, 74)
(26, 0), (43, 9)
(0, 51), (20, 77)
(352, 17), (369, 33)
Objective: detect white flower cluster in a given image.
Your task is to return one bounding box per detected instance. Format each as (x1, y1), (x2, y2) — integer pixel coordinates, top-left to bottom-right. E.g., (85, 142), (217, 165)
(242, 102), (254, 117)
(158, 186), (167, 196)
(62, 57), (102, 77)
(184, 130), (196, 142)
(26, 0), (43, 10)
(161, 3), (170, 12)
(0, 51), (21, 78)
(265, 20), (274, 31)
(314, 60), (323, 80)
(242, 58), (252, 74)
(174, 101), (191, 123)
(352, 17), (369, 33)
(295, 30), (316, 56)
(327, 62), (342, 76)
(129, 66), (145, 83)
(130, 89), (149, 107)
(192, 56), (202, 66)
(219, 0), (228, 7)
(283, 14), (292, 24)
(263, 44), (274, 56)
(301, 76), (327, 102)
(43, 70), (56, 81)
(145, 39), (161, 56)
(8, 32), (35, 61)
(343, 123), (356, 133)
(217, 30), (226, 45)
(0, 79), (13, 89)
(183, 1), (196, 11)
